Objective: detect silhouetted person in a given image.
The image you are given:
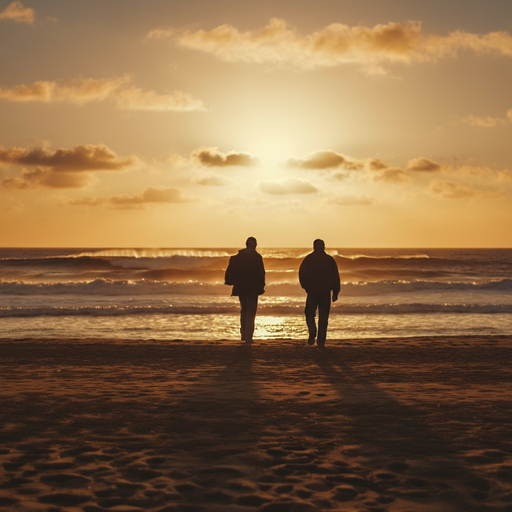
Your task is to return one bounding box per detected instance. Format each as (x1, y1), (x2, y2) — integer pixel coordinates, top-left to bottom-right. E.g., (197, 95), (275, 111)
(225, 237), (265, 343)
(299, 239), (340, 347)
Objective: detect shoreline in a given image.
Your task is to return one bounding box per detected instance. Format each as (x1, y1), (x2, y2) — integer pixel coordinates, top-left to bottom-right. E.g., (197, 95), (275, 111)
(1, 333), (511, 346)
(1, 336), (511, 511)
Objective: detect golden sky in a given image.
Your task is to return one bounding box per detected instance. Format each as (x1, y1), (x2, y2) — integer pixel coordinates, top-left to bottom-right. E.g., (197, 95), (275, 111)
(1, 0), (512, 247)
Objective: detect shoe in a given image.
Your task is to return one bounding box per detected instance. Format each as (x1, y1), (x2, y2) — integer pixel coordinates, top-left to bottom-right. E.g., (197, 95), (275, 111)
(245, 339), (254, 344)
(307, 338), (315, 345)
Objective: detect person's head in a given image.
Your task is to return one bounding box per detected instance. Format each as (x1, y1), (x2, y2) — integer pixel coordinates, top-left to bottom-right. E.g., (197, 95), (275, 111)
(246, 236), (257, 250)
(313, 239), (325, 252)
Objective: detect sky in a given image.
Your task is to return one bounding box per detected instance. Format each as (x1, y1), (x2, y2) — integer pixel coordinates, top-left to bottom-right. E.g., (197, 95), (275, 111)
(1, 0), (512, 248)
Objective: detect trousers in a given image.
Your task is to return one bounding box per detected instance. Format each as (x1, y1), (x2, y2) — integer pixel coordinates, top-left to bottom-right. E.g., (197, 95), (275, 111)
(305, 292), (331, 346)
(239, 295), (258, 342)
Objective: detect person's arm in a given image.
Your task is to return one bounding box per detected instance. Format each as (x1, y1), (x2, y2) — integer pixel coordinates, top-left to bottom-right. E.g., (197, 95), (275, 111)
(258, 255), (266, 291)
(224, 255), (237, 285)
(298, 258), (308, 290)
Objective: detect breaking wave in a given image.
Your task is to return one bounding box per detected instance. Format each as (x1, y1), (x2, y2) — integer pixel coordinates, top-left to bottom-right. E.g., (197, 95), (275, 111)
(1, 278), (511, 296)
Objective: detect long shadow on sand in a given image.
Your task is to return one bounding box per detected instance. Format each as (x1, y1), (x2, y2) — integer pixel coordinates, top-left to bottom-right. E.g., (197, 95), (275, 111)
(164, 344), (262, 445)
(310, 347), (498, 510)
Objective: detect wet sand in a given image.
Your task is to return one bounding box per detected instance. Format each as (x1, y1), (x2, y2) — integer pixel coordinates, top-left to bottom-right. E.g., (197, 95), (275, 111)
(0, 336), (511, 511)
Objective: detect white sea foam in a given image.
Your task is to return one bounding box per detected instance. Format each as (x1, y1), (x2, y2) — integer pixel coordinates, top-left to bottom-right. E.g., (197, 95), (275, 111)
(74, 248), (232, 259)
(1, 302), (512, 318)
(1, 278), (510, 297)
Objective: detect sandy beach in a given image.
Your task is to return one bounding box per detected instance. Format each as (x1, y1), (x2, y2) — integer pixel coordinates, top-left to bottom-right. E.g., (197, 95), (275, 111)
(1, 336), (511, 512)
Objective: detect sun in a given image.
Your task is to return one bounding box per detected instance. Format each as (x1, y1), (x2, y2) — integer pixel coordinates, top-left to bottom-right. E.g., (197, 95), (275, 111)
(253, 138), (293, 168)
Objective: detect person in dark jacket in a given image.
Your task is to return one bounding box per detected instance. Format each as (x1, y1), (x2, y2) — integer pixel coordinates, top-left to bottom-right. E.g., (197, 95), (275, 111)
(299, 239), (340, 347)
(225, 237), (265, 343)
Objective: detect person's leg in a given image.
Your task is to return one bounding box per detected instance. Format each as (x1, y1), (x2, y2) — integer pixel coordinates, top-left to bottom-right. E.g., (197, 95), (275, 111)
(243, 295), (258, 343)
(239, 296), (247, 341)
(316, 293), (331, 347)
(304, 294), (318, 345)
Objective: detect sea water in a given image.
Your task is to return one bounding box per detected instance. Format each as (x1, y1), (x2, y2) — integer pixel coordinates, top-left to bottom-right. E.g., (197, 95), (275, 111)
(0, 248), (510, 341)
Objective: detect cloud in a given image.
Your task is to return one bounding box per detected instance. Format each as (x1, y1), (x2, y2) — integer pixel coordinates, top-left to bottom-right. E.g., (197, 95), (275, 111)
(156, 18), (512, 73)
(0, 77), (205, 111)
(286, 150), (364, 170)
(329, 171), (349, 181)
(461, 108), (512, 128)
(147, 28), (174, 40)
(165, 153), (188, 166)
(259, 177), (317, 195)
(113, 86), (205, 112)
(372, 168), (409, 183)
(191, 173), (231, 186)
(0, 1), (34, 24)
(367, 158), (388, 171)
(192, 147), (257, 167)
(0, 144), (139, 172)
(497, 170), (512, 182)
(2, 167), (96, 189)
(461, 115), (507, 128)
(0, 78), (126, 103)
(65, 186), (194, 209)
(327, 194), (375, 206)
(430, 179), (501, 199)
(407, 157), (443, 172)
(287, 150), (408, 183)
(455, 165), (494, 177)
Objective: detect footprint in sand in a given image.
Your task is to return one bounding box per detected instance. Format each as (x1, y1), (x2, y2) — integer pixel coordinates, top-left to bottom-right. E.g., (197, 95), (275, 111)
(40, 473), (91, 488)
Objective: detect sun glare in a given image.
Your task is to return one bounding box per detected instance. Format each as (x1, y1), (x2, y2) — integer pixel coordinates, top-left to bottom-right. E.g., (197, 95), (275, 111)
(254, 138), (292, 168)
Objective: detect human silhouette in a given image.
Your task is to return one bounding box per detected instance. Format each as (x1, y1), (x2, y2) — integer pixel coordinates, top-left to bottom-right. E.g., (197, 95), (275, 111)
(299, 239), (340, 347)
(225, 237), (265, 343)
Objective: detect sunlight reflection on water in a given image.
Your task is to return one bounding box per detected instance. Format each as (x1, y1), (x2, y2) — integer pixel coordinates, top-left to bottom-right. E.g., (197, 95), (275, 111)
(1, 313), (510, 342)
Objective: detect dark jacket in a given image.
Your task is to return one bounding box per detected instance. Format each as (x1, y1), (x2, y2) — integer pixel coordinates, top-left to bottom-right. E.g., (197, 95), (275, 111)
(225, 248), (265, 296)
(299, 250), (340, 295)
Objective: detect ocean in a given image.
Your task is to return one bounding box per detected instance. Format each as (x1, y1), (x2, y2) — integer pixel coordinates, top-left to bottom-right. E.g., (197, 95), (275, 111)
(0, 247), (510, 341)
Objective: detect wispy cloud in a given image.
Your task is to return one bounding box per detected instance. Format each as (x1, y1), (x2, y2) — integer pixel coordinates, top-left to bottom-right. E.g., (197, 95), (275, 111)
(191, 173), (231, 186)
(0, 77), (206, 111)
(259, 177), (317, 195)
(461, 115), (507, 128)
(192, 147), (257, 167)
(498, 170), (512, 182)
(461, 108), (512, 128)
(327, 194), (375, 206)
(430, 179), (502, 199)
(147, 27), (174, 40)
(64, 186), (194, 209)
(0, 1), (34, 24)
(3, 167), (96, 189)
(372, 168), (410, 183)
(152, 18), (512, 73)
(0, 144), (140, 172)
